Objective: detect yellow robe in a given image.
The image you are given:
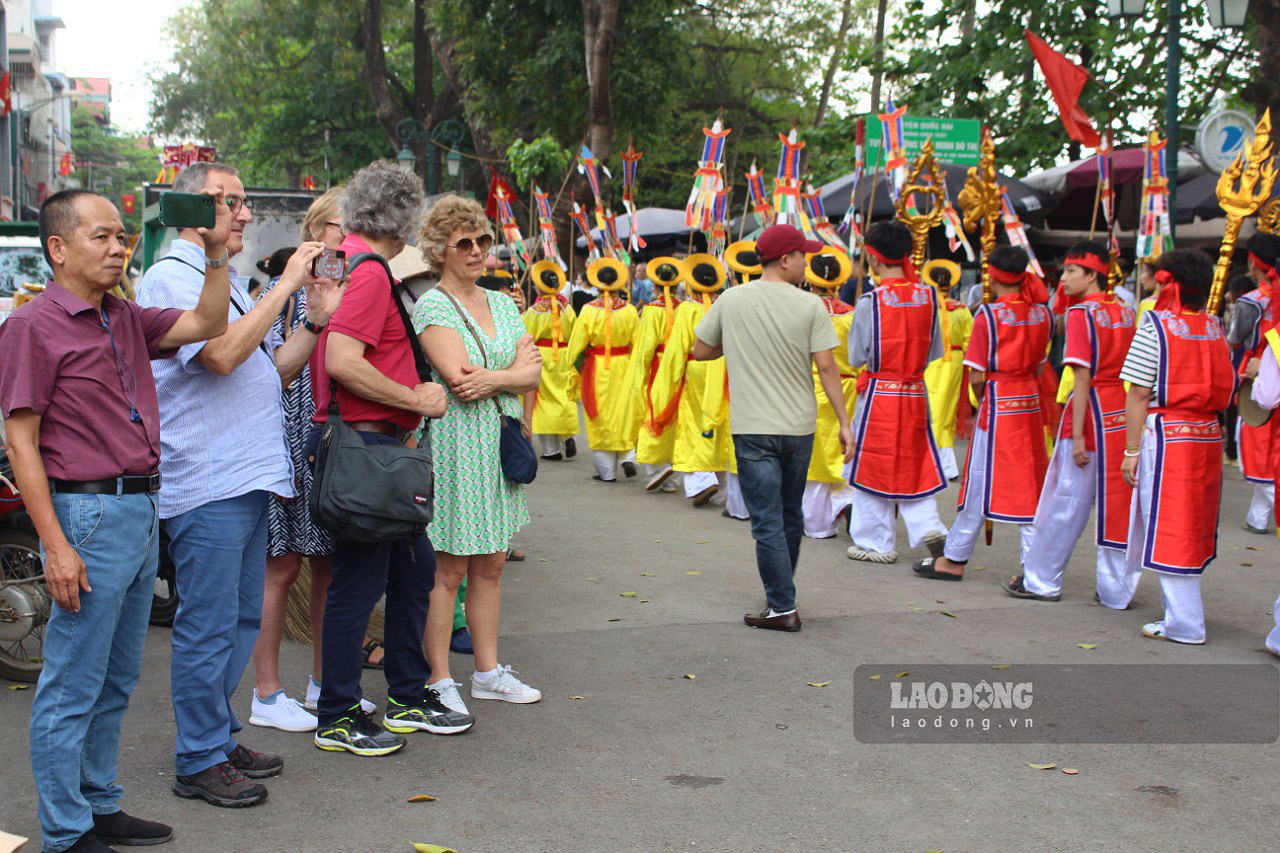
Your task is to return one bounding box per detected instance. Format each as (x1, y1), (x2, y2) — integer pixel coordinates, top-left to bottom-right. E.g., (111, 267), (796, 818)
(614, 295), (684, 465)
(649, 299), (731, 472)
(924, 300), (975, 450)
(566, 296), (640, 452)
(807, 302), (858, 483)
(523, 296), (581, 437)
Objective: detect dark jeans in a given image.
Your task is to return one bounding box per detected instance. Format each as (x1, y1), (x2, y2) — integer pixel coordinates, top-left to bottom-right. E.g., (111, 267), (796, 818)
(315, 431), (435, 723)
(733, 433), (814, 613)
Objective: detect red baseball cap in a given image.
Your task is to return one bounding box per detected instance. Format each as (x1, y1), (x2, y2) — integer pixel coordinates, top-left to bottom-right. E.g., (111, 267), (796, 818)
(755, 224), (824, 264)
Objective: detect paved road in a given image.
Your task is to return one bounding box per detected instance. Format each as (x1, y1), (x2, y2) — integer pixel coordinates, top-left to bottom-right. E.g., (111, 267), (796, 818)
(3, 439), (1278, 852)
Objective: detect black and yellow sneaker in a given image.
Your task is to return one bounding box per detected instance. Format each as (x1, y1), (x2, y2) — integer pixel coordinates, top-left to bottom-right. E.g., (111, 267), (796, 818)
(383, 689), (475, 735)
(314, 708), (406, 756)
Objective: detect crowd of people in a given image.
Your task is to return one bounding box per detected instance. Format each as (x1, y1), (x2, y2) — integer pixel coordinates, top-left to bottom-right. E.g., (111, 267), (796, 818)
(3, 152), (1279, 853)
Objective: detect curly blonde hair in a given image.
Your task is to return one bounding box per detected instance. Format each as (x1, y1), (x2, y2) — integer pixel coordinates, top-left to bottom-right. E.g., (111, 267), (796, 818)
(299, 186), (343, 243)
(418, 195), (493, 273)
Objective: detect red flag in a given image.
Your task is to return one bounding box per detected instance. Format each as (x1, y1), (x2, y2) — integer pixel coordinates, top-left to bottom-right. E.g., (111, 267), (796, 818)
(484, 169), (519, 220)
(59, 151), (73, 177)
(1025, 30), (1101, 148)
(302, 175), (316, 190)
(0, 71), (11, 117)
(121, 193), (136, 214)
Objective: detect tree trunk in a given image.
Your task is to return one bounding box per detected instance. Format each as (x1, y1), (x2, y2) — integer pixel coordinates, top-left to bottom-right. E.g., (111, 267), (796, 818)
(869, 0), (889, 110)
(814, 0), (854, 128)
(359, 0), (401, 143)
(411, 0), (434, 181)
(582, 0), (620, 161)
(1246, 0), (1280, 134)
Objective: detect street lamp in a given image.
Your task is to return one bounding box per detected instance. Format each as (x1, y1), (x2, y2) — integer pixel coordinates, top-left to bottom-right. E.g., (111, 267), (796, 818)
(395, 118), (424, 174)
(1106, 0), (1144, 15)
(426, 119), (469, 195)
(1205, 0), (1249, 28)
(446, 144), (462, 179)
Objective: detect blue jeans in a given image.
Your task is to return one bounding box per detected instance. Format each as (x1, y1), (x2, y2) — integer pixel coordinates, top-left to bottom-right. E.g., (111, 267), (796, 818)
(30, 491), (159, 853)
(318, 432), (435, 724)
(733, 433), (814, 613)
(166, 490), (268, 776)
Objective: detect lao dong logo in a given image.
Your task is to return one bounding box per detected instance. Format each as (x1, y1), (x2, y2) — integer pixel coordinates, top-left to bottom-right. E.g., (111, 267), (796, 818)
(889, 679), (1033, 711)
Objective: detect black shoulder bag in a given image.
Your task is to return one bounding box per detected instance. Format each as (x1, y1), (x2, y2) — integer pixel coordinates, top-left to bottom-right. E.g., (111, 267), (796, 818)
(308, 253), (436, 542)
(437, 288), (538, 485)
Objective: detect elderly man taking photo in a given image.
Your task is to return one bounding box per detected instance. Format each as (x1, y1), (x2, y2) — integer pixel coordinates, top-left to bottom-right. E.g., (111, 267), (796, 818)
(0, 188), (232, 852)
(137, 162), (342, 808)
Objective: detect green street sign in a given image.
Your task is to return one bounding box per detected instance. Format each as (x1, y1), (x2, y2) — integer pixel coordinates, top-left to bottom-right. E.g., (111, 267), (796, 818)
(863, 115), (983, 167)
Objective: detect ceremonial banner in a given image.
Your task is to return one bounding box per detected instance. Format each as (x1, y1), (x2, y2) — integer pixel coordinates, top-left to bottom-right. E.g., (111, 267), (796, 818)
(1025, 29), (1102, 148)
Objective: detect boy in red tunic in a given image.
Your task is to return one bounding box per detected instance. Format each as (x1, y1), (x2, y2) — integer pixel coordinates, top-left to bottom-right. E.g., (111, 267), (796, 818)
(845, 222), (948, 564)
(1003, 241), (1136, 603)
(1119, 249), (1236, 644)
(914, 245), (1052, 582)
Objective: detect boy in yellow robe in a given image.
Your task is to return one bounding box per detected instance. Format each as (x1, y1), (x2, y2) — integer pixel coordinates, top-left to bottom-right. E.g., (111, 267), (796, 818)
(566, 258), (641, 481)
(523, 262), (581, 460)
(922, 261), (974, 481)
(649, 254), (732, 505)
(802, 249), (860, 537)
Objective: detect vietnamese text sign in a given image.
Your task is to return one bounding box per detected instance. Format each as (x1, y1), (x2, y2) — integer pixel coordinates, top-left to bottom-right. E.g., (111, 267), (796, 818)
(863, 115), (982, 167)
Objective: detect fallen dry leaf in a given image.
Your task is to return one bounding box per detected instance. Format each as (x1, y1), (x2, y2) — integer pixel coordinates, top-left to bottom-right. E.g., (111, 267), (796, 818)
(538, 558), (548, 563)
(935, 599), (947, 604)
(8, 684), (29, 691)
(1077, 643), (1099, 650)
(412, 845), (456, 853)
(641, 572), (656, 577)
(910, 606), (925, 611)
(940, 611), (958, 618)
(620, 592), (637, 598)
(868, 674), (882, 680)
(567, 695), (586, 700)
(895, 672), (909, 678)
(697, 539), (709, 544)
(1246, 546), (1265, 551)
(683, 673), (696, 680)
(640, 599), (651, 603)
(1062, 768), (1079, 775)
(972, 565), (987, 571)
(992, 665), (1010, 670)
(686, 571), (703, 575)
(407, 795), (436, 803)
(607, 618), (621, 622)
(1242, 562), (1254, 567)
(806, 681), (832, 688)
(1026, 762), (1057, 770)
(586, 577), (599, 582)
(654, 539), (662, 543)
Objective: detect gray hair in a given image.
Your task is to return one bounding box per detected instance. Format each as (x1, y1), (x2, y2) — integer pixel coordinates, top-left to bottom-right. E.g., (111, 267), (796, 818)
(171, 161), (239, 194)
(340, 159), (426, 241)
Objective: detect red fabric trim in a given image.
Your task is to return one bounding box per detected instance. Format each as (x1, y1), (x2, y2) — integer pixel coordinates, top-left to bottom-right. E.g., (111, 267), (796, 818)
(1064, 252), (1109, 276)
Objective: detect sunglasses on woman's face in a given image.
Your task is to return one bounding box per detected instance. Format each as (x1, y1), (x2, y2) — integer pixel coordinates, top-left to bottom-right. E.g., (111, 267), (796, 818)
(447, 235), (494, 255)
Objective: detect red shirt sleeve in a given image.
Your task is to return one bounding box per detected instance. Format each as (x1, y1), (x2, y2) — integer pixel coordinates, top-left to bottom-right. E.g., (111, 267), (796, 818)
(329, 260), (392, 347)
(1062, 307), (1092, 370)
(134, 303), (185, 360)
(962, 308), (990, 371)
(0, 316), (54, 417)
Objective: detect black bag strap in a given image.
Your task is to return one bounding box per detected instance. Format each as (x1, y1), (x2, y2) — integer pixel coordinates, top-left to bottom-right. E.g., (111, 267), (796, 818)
(155, 254), (271, 359)
(436, 287), (506, 418)
(345, 252), (433, 384)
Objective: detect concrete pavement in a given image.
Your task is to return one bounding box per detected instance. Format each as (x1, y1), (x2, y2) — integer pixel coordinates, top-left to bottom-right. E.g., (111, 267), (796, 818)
(2, 439), (1279, 852)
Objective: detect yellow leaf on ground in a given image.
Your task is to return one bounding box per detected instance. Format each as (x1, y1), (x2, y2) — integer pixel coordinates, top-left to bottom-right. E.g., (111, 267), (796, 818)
(1246, 545), (1265, 551)
(910, 606), (924, 611)
(1242, 562), (1254, 567)
(407, 794), (436, 803)
(412, 844), (456, 853)
(972, 565), (986, 571)
(641, 572), (656, 577)
(1077, 643), (1099, 650)
(586, 577), (599, 582)
(8, 684), (29, 691)
(686, 571), (703, 575)
(538, 558), (548, 563)
(992, 665), (1010, 670)
(697, 540), (709, 544)
(1062, 768), (1080, 775)
(806, 681), (831, 688)
(683, 673), (696, 680)
(1026, 763), (1057, 770)
(654, 539), (662, 543)
(567, 695), (586, 700)
(620, 592), (637, 598)
(895, 672), (909, 678)
(868, 674), (882, 680)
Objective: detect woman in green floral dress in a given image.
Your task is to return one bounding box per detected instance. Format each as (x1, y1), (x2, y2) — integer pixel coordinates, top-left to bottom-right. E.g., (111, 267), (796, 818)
(414, 196), (543, 714)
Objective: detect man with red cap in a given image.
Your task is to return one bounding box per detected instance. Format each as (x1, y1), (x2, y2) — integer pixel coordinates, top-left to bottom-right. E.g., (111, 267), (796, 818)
(1116, 249), (1236, 644)
(914, 244), (1052, 582)
(693, 224), (852, 631)
(1228, 232), (1280, 534)
(844, 221), (949, 565)
(1003, 240), (1136, 603)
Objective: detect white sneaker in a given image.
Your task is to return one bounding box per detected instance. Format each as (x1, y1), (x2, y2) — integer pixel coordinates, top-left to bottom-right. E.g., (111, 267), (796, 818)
(471, 664), (542, 704)
(303, 676), (375, 713)
(249, 690), (317, 732)
(846, 546), (898, 564)
(430, 678), (471, 716)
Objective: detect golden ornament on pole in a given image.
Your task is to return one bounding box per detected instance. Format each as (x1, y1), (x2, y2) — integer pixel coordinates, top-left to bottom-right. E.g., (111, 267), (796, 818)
(1208, 109), (1277, 316)
(1257, 196), (1280, 236)
(957, 128), (1001, 305)
(894, 137), (946, 271)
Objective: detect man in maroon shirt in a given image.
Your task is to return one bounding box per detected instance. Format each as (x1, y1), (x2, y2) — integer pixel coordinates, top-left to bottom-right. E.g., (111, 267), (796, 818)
(0, 189), (232, 853)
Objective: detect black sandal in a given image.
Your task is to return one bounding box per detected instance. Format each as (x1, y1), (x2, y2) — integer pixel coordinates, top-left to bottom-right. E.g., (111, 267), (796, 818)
(361, 639), (385, 670)
(912, 557), (964, 581)
(1001, 574), (1060, 601)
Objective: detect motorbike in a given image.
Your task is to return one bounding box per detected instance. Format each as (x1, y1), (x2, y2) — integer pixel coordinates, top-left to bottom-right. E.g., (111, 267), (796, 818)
(0, 445), (179, 683)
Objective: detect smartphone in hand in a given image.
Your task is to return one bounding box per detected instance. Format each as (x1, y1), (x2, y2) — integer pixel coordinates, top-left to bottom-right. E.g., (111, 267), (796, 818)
(311, 249), (346, 280)
(158, 192), (216, 229)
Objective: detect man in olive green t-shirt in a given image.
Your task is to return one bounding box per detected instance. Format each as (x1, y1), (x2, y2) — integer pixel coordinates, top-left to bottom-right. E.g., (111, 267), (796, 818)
(693, 224), (854, 632)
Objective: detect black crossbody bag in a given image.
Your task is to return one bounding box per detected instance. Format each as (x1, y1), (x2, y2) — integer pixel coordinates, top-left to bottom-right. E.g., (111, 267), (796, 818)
(308, 253), (436, 541)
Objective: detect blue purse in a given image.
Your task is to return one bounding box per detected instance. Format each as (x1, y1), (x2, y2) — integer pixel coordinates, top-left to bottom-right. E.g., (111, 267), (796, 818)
(439, 289), (538, 485)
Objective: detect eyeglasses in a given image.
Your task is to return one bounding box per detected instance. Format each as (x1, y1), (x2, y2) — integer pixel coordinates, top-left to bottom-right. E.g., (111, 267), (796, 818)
(324, 221), (343, 230)
(226, 196), (252, 214)
(447, 235), (494, 255)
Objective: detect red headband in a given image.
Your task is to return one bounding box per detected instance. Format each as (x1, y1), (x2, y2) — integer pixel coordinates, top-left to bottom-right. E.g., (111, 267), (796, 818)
(1064, 252), (1110, 277)
(864, 243), (917, 282)
(1153, 269), (1183, 313)
(1249, 252), (1275, 274)
(988, 265), (1048, 304)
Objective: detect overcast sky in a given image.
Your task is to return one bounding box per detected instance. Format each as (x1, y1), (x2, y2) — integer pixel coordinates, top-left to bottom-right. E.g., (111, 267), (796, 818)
(54, 0), (183, 134)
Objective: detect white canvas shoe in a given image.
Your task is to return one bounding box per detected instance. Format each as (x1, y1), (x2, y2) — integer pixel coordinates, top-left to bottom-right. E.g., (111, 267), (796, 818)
(471, 665), (542, 704)
(249, 690), (317, 732)
(430, 678), (471, 716)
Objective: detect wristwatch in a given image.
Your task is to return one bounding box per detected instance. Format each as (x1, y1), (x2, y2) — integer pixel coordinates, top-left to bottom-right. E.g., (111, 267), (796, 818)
(302, 318), (326, 334)
(205, 253), (229, 269)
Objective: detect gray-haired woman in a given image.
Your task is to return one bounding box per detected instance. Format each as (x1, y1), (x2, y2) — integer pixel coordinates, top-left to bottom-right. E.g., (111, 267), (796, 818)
(310, 160), (462, 758)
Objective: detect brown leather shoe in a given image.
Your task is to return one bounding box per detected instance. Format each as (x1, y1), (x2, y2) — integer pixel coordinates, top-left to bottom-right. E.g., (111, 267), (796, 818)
(743, 608), (801, 632)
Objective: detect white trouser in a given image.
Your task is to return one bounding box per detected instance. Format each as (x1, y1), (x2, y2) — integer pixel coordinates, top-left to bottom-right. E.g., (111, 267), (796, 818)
(1267, 594), (1280, 656)
(537, 435), (565, 457)
(724, 472), (749, 519)
(939, 446), (960, 480)
(593, 448), (635, 480)
(1247, 483), (1275, 530)
(1023, 440), (1138, 605)
(684, 470), (719, 497)
(849, 489), (946, 554)
(1122, 414), (1205, 641)
(641, 462), (678, 491)
(943, 423), (1031, 564)
(802, 481), (855, 538)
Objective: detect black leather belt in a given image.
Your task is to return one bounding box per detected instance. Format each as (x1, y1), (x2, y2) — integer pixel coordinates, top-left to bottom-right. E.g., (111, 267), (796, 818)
(51, 473), (161, 495)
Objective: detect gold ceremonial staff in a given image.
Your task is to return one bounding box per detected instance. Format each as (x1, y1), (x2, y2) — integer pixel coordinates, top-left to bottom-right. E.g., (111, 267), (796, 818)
(895, 137), (946, 270)
(1208, 109), (1276, 316)
(957, 129), (1001, 305)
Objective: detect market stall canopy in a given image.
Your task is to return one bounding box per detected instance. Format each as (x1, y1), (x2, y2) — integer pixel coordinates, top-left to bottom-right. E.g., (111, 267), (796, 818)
(575, 207), (694, 248)
(1023, 146), (1207, 197)
(1174, 172), (1228, 223)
